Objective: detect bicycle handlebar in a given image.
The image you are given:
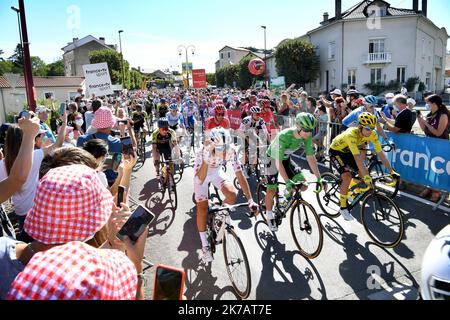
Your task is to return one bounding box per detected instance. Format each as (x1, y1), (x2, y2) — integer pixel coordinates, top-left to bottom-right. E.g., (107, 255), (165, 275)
(208, 202), (249, 214)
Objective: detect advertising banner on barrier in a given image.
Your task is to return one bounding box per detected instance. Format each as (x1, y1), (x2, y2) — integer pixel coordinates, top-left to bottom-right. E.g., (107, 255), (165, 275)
(82, 62), (113, 97)
(228, 109), (242, 130)
(387, 132), (450, 192)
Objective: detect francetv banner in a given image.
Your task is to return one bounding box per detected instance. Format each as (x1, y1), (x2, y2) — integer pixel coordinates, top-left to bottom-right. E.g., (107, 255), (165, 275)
(82, 62), (114, 97)
(387, 132), (450, 192)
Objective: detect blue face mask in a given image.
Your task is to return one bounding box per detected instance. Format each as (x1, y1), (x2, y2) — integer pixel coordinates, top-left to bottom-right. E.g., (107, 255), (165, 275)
(386, 99), (394, 105)
(425, 103), (431, 111)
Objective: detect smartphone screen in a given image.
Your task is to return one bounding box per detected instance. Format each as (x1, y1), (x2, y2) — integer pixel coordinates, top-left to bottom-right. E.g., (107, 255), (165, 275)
(60, 103), (66, 116)
(117, 186), (125, 207)
(153, 266), (185, 301)
(121, 137), (134, 157)
(112, 152), (122, 172)
(117, 205), (155, 243)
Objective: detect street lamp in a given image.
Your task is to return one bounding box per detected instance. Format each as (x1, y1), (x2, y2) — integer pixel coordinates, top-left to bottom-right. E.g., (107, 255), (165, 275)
(261, 26), (268, 88)
(178, 45), (195, 88)
(118, 30), (125, 89)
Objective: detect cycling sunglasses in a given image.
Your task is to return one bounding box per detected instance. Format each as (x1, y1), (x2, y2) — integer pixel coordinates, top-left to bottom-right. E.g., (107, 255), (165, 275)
(216, 113), (225, 117)
(300, 128), (314, 133)
(363, 126), (374, 132)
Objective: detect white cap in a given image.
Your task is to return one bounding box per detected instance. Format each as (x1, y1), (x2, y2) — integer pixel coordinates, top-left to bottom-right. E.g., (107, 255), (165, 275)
(330, 89), (342, 96)
(385, 93), (395, 99)
(407, 98), (417, 106)
(36, 106), (49, 114)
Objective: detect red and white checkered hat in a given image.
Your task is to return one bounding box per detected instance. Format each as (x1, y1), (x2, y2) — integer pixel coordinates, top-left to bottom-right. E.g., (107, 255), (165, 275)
(91, 107), (117, 129)
(7, 242), (137, 300)
(24, 165), (114, 244)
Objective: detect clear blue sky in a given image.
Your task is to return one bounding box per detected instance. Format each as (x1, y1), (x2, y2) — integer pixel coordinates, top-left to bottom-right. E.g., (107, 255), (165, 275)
(1, 0), (449, 73)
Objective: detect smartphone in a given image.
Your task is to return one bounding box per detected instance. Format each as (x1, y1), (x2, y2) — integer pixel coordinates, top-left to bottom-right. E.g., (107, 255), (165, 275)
(116, 205), (155, 243)
(117, 185), (126, 207)
(153, 265), (185, 301)
(121, 136), (135, 157)
(60, 103), (66, 116)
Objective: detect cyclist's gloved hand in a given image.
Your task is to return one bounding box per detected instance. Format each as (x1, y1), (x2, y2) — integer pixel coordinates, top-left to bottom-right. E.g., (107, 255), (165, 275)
(314, 178), (324, 194)
(363, 175), (373, 187)
(248, 199), (259, 214)
(286, 179), (295, 193)
(390, 171), (400, 179)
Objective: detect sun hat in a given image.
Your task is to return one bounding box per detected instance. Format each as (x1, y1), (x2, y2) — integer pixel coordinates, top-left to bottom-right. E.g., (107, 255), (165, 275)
(91, 107), (117, 129)
(7, 241), (137, 300)
(407, 98), (417, 106)
(24, 164), (114, 244)
(36, 106), (49, 114)
(330, 89), (342, 96)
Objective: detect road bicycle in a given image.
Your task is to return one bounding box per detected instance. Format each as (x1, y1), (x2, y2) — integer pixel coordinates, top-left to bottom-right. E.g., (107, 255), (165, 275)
(256, 181), (324, 259)
(316, 170), (404, 248)
(205, 202), (252, 299)
(156, 157), (178, 210)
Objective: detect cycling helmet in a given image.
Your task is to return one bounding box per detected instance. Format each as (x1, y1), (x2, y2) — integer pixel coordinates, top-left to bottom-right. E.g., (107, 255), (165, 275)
(347, 89), (360, 97)
(364, 95), (378, 106)
(250, 106), (262, 114)
(160, 98), (166, 103)
(171, 98), (177, 104)
(169, 104), (178, 111)
(214, 105), (226, 114)
(295, 113), (317, 131)
(158, 118), (169, 129)
(261, 99), (271, 108)
(358, 112), (377, 128)
(209, 127), (232, 146)
(421, 225), (450, 300)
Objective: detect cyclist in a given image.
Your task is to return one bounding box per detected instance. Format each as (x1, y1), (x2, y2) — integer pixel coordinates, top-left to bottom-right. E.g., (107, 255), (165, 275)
(205, 104), (231, 131)
(194, 127), (258, 263)
(239, 106), (269, 175)
(329, 112), (400, 221)
(260, 99), (278, 141)
(182, 100), (199, 132)
(342, 95), (390, 143)
(131, 104), (149, 137)
(264, 113), (323, 232)
(157, 98), (169, 119)
(151, 118), (178, 181)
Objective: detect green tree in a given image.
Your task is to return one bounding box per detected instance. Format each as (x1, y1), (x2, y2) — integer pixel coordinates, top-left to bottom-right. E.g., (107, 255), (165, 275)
(206, 73), (216, 85)
(89, 49), (125, 85)
(224, 65), (239, 87)
(31, 56), (47, 76)
(275, 39), (320, 86)
(216, 68), (225, 88)
(46, 59), (65, 76)
(0, 49), (4, 61)
(0, 60), (14, 75)
(8, 44), (24, 74)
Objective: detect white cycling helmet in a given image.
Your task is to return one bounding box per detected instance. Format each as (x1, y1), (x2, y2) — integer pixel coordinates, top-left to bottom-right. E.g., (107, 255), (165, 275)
(421, 225), (450, 300)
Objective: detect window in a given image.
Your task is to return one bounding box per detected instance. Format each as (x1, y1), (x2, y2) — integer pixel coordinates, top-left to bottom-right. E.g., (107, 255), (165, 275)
(228, 52), (231, 59)
(68, 92), (79, 102)
(348, 70), (357, 86)
(367, 4), (387, 17)
(371, 68), (382, 84)
(426, 72), (431, 90)
(422, 39), (425, 57)
(328, 42), (336, 60)
(220, 53), (224, 59)
(369, 39), (385, 54)
(397, 67), (406, 84)
(44, 91), (55, 100)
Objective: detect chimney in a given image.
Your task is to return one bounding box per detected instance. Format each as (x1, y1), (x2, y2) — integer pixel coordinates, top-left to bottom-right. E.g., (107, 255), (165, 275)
(412, 0), (419, 12)
(99, 37), (106, 44)
(335, 0), (342, 20)
(422, 0), (427, 16)
(72, 37), (78, 43)
(323, 12), (329, 22)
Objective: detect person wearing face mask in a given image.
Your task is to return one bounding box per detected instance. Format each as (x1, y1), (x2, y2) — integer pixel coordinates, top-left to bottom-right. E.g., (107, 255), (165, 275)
(381, 95), (413, 134)
(382, 93), (397, 120)
(35, 106), (56, 144)
(68, 112), (85, 140)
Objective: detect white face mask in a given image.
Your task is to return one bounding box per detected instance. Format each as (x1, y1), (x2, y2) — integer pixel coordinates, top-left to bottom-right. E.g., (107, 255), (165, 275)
(75, 119), (84, 127)
(386, 99), (394, 105)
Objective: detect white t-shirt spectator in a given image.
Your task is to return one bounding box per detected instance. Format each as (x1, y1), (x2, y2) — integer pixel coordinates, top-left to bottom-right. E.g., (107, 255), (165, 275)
(97, 171), (108, 188)
(0, 149), (45, 216)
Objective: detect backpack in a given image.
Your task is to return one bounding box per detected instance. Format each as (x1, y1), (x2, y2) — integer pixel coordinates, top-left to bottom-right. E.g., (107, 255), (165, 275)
(0, 205), (15, 239)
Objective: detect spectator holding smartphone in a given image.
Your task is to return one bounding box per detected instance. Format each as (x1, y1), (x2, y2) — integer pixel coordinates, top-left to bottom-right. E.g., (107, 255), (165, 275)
(0, 111), (67, 242)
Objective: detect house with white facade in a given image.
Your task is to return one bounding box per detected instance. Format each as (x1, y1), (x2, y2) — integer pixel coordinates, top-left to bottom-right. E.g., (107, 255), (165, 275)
(216, 46), (264, 71)
(298, 0), (448, 97)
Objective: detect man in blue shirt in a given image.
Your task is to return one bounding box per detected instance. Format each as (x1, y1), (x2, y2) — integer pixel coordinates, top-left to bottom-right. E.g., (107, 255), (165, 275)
(77, 107), (122, 186)
(36, 106), (56, 144)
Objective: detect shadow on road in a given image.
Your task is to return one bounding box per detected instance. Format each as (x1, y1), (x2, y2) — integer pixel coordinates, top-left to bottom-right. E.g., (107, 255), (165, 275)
(253, 221), (327, 300)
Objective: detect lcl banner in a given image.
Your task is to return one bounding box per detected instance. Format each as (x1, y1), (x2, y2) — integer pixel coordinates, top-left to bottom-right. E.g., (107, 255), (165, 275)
(192, 69), (207, 89)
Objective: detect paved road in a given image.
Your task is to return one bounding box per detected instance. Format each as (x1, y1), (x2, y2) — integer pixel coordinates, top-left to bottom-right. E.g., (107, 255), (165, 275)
(130, 144), (449, 301)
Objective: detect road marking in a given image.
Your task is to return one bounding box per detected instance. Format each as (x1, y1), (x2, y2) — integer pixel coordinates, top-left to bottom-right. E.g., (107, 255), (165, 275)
(292, 154), (450, 215)
(367, 273), (419, 300)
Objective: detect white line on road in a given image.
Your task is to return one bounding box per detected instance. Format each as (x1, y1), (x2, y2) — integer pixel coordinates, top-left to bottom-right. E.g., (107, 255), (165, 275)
(291, 154), (450, 215)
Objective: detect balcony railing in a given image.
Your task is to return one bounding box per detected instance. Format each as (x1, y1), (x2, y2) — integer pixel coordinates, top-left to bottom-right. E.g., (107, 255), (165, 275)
(364, 52), (392, 64)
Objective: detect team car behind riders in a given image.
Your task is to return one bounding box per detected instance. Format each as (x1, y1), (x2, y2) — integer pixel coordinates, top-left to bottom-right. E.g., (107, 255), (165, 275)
(329, 112), (400, 221)
(193, 127), (258, 263)
(264, 113), (323, 232)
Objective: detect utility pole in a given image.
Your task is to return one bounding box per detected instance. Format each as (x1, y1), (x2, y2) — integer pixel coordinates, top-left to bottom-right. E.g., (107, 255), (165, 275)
(118, 30), (125, 89)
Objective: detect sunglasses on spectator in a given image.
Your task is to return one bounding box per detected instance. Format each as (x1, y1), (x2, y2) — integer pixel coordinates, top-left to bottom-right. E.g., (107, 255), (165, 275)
(216, 113), (225, 117)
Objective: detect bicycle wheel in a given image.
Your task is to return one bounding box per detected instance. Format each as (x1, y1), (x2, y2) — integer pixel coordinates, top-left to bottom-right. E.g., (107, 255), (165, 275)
(290, 200), (324, 259)
(369, 161), (399, 199)
(168, 174), (178, 210)
(316, 173), (342, 218)
(223, 228), (251, 299)
(360, 192), (404, 248)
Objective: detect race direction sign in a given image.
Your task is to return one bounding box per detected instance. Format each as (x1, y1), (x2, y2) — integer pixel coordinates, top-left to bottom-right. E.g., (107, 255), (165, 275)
(82, 62), (114, 97)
